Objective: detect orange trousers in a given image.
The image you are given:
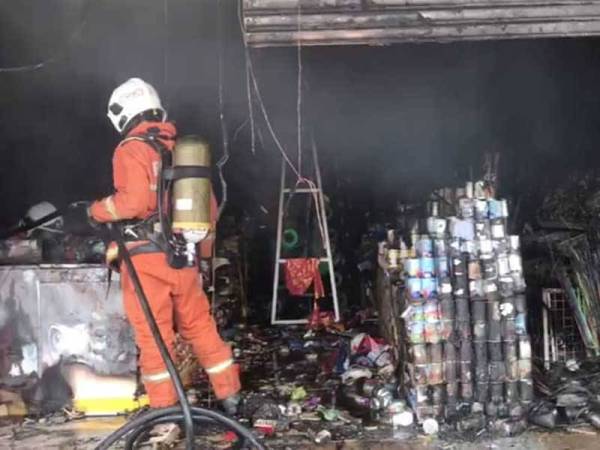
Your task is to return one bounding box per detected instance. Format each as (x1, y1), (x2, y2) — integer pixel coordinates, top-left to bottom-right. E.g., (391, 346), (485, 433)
(120, 252), (241, 408)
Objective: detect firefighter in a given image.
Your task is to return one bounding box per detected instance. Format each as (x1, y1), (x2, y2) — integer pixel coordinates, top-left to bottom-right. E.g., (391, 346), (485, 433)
(63, 78), (240, 413)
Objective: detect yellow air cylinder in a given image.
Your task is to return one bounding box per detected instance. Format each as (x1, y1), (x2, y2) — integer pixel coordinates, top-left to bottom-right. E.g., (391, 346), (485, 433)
(171, 136), (212, 234)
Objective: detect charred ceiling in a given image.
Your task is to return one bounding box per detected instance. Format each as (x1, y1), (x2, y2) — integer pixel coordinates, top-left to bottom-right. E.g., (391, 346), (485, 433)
(242, 0), (600, 47)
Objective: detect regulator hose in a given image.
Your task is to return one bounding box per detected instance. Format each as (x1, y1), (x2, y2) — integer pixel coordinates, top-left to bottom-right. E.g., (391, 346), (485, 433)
(96, 224), (264, 450)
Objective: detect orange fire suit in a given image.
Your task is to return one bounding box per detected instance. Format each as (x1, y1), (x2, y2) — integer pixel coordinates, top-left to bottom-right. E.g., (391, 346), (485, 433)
(89, 121), (240, 407)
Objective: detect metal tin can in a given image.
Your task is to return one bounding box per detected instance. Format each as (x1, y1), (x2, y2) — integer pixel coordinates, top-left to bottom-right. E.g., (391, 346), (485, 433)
(508, 252), (522, 273)
(475, 382), (489, 403)
(421, 277), (438, 299)
(447, 237), (461, 257)
(460, 381), (474, 400)
(484, 280), (499, 294)
(456, 298), (470, 318)
(435, 257), (449, 279)
(456, 320), (471, 339)
(429, 343), (443, 362)
(446, 381), (459, 399)
(405, 258), (421, 277)
(490, 382), (504, 403)
(479, 238), (494, 256)
(428, 363), (444, 385)
(469, 280), (484, 298)
(493, 237), (509, 254)
(488, 199), (503, 219)
(518, 337), (531, 359)
(412, 344), (428, 365)
(452, 256), (466, 277)
(416, 236), (434, 258)
(505, 380), (519, 402)
(408, 321), (425, 344)
(453, 278), (469, 298)
(488, 341), (503, 362)
(474, 200), (489, 221)
(438, 279), (452, 296)
(499, 298), (515, 319)
(501, 317), (516, 340)
(512, 273), (527, 294)
(518, 359), (532, 379)
(424, 322), (441, 344)
(519, 378), (534, 403)
(504, 341), (519, 381)
(498, 276), (515, 298)
(488, 319), (501, 342)
(431, 385), (445, 405)
(439, 320), (454, 341)
(481, 257), (498, 280)
(445, 358), (457, 383)
(468, 259), (482, 280)
(497, 255), (510, 276)
(514, 295), (527, 313)
(408, 278), (422, 299)
(433, 239), (446, 257)
(461, 239), (478, 256)
(515, 313), (527, 335)
(439, 298), (455, 320)
(473, 321), (487, 340)
(411, 303), (425, 322)
(460, 341), (473, 361)
(509, 235), (520, 252)
(424, 300), (440, 322)
(471, 300), (486, 321)
(420, 258), (435, 278)
(413, 364), (428, 386)
(427, 217), (447, 238)
(474, 220), (491, 239)
(459, 198), (475, 219)
(491, 221), (506, 240)
(474, 342), (487, 365)
(489, 361), (506, 382)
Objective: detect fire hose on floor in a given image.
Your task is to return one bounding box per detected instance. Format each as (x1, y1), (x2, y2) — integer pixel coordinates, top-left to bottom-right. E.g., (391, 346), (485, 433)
(96, 224), (264, 450)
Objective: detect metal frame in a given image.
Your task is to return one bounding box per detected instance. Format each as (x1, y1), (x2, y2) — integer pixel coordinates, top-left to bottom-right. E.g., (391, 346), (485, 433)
(542, 288), (585, 369)
(270, 146), (340, 325)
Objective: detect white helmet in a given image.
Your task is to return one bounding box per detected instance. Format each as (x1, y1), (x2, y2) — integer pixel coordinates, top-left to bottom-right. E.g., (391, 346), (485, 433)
(23, 201), (63, 234)
(107, 78), (166, 133)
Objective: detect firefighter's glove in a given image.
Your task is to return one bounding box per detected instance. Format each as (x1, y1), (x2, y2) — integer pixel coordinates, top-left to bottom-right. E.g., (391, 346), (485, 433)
(63, 202), (102, 236)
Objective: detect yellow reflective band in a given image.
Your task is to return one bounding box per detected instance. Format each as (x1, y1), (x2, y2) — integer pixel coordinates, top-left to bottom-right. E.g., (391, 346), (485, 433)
(104, 196), (120, 220)
(142, 371), (171, 383)
(171, 222), (212, 231)
(205, 359), (233, 375)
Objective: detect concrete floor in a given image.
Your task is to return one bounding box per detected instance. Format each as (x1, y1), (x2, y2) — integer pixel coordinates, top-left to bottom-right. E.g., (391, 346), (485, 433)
(0, 418), (598, 450)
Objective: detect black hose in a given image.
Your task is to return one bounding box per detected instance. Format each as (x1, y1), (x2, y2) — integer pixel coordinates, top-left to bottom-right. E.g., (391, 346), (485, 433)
(96, 225), (264, 450)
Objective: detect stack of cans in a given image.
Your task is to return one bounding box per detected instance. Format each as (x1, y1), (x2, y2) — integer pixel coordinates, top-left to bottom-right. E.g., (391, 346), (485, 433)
(401, 184), (531, 426)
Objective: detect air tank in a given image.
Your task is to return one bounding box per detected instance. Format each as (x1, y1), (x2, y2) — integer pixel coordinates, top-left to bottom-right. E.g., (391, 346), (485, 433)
(171, 135), (212, 240)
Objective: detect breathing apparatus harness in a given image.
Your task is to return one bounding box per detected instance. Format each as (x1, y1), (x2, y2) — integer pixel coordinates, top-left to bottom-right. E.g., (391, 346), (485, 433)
(117, 128), (211, 269)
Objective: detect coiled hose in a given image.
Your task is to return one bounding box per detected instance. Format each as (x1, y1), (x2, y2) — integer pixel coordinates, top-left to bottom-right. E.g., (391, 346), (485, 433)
(96, 225), (264, 450)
